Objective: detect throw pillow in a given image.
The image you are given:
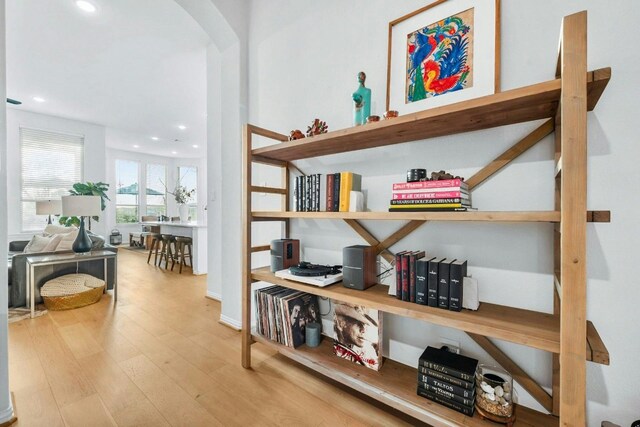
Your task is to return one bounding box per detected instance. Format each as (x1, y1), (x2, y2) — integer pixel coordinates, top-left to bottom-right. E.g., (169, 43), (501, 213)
(24, 235), (53, 253)
(42, 234), (64, 251)
(55, 228), (80, 252)
(44, 224), (77, 236)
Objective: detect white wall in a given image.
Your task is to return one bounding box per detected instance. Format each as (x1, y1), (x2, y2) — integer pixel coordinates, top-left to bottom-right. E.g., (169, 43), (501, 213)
(104, 146), (207, 236)
(247, 1), (640, 425)
(6, 109), (107, 240)
(0, 1), (13, 423)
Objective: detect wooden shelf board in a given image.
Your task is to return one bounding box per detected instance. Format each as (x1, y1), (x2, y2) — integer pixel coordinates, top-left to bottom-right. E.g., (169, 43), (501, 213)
(251, 267), (561, 353)
(252, 210), (562, 223)
(251, 332), (558, 427)
(251, 69), (610, 162)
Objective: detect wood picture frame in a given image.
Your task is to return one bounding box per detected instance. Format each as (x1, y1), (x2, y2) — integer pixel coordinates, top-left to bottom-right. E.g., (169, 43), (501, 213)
(385, 0), (501, 114)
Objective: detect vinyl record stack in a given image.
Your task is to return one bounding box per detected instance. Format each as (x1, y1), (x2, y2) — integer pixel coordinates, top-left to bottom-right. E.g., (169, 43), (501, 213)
(417, 346), (479, 416)
(389, 178), (471, 212)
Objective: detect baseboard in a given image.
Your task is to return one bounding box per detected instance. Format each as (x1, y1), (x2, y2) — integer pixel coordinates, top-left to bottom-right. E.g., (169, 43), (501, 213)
(205, 290), (221, 301)
(219, 314), (242, 331)
(0, 393), (16, 427)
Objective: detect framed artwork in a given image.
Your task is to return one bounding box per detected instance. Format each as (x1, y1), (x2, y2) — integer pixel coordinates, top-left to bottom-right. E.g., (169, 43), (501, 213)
(386, 0), (501, 115)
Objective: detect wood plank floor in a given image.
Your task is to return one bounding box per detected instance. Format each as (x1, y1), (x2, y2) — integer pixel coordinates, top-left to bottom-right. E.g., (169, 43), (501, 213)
(9, 249), (418, 426)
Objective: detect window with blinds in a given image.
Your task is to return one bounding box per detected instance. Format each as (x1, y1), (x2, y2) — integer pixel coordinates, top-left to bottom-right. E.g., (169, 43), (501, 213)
(20, 127), (84, 231)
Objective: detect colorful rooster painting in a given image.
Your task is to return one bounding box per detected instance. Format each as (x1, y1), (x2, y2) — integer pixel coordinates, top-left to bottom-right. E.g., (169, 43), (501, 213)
(405, 8), (474, 104)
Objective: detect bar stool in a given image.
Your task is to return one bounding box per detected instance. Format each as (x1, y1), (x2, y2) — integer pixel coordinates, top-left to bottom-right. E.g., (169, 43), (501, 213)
(146, 232), (162, 265)
(157, 234), (176, 269)
(172, 237), (193, 274)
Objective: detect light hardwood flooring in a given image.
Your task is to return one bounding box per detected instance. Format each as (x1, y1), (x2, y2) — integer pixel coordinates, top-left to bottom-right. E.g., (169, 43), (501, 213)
(9, 249), (416, 426)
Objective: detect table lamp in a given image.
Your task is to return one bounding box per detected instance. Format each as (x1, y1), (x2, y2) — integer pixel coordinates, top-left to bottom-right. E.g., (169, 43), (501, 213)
(61, 195), (101, 253)
(35, 199), (62, 224)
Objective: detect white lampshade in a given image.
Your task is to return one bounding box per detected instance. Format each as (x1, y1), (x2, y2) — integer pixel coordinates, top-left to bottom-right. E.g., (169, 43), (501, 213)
(61, 195), (101, 217)
(35, 199), (62, 215)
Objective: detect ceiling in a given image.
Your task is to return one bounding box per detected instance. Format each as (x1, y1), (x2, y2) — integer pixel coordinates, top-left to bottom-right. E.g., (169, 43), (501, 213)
(6, 0), (210, 158)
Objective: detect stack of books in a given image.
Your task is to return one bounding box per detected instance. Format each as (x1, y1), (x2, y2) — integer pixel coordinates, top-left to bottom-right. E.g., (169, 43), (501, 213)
(417, 346), (479, 416)
(326, 172), (362, 212)
(294, 174), (322, 212)
(389, 178), (471, 212)
(255, 286), (320, 348)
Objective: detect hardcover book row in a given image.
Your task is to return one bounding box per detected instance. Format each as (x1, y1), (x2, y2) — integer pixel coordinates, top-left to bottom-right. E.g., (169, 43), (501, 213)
(395, 253), (468, 312)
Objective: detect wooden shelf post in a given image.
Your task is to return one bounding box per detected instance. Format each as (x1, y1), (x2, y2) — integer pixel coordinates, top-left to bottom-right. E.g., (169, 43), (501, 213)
(559, 11), (588, 425)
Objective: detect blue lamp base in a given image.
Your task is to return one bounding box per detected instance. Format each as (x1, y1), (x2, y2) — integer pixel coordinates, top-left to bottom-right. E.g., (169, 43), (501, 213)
(72, 217), (93, 253)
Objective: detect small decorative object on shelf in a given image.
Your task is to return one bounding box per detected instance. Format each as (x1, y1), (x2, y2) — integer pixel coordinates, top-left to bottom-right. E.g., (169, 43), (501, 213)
(305, 322), (322, 348)
(475, 365), (516, 425)
(431, 170), (465, 181)
(383, 110), (399, 119)
(407, 168), (427, 182)
(366, 115), (380, 123)
(288, 129), (305, 141)
(352, 71), (371, 126)
(306, 118), (328, 137)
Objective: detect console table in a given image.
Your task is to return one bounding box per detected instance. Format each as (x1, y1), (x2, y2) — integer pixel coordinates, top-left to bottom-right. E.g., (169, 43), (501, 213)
(25, 250), (117, 318)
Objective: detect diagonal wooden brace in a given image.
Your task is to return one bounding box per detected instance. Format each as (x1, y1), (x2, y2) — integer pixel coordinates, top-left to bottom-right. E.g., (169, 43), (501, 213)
(343, 219), (425, 265)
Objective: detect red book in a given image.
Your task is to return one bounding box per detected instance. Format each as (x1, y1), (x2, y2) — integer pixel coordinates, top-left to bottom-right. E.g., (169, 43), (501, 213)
(392, 191), (467, 200)
(395, 251), (407, 299)
(326, 174), (335, 212)
(401, 254), (410, 301)
(392, 179), (467, 191)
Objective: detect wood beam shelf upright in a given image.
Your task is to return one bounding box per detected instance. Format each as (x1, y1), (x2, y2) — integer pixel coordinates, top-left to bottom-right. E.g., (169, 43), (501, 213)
(241, 11), (609, 426)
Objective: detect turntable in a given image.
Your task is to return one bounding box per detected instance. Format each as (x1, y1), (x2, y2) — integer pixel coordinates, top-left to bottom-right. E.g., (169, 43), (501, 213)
(275, 262), (343, 287)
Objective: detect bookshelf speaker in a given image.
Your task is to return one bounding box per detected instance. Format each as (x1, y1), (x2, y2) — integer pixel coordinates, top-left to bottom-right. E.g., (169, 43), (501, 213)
(342, 245), (376, 290)
(270, 239), (300, 272)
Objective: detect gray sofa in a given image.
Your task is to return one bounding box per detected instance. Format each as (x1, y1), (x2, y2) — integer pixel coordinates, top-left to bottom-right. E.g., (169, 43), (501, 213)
(8, 233), (117, 307)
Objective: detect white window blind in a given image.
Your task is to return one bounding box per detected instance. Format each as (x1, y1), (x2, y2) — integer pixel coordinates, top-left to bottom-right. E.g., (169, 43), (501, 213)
(20, 127), (84, 231)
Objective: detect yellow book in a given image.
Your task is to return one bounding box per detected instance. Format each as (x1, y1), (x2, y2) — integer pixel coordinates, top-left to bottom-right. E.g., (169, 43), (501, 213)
(339, 172), (352, 212)
(338, 172), (362, 212)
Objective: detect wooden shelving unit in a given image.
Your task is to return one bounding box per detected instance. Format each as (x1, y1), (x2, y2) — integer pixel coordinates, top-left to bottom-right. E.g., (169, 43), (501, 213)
(242, 11), (610, 425)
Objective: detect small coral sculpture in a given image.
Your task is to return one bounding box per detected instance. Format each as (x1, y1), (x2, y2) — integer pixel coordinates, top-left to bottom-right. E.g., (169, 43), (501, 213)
(288, 129), (305, 141)
(306, 119), (328, 137)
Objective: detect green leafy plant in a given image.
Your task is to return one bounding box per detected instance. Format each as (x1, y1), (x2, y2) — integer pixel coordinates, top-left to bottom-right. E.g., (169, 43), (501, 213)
(59, 182), (110, 228)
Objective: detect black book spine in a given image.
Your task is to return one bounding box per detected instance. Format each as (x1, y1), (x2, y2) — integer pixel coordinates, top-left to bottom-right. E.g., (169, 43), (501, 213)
(438, 259), (453, 309)
(418, 366), (474, 389)
(427, 258), (440, 307)
(449, 260), (467, 311)
(311, 174), (316, 212)
(306, 176), (311, 212)
(415, 259), (429, 305)
(316, 174), (321, 212)
(409, 254), (417, 303)
(418, 360), (475, 382)
(419, 375), (475, 399)
(296, 176), (303, 212)
(333, 173), (341, 212)
(417, 382), (475, 406)
(416, 388), (474, 416)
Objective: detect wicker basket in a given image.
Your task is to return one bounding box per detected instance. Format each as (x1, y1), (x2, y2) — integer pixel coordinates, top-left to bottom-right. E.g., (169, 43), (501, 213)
(43, 285), (105, 311)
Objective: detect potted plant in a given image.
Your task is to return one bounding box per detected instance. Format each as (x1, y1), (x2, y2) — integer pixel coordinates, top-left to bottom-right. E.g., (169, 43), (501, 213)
(167, 182), (195, 222)
(59, 182), (110, 229)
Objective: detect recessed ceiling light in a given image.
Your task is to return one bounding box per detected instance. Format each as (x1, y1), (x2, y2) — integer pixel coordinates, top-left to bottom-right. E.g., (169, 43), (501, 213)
(178, 125), (187, 130)
(33, 96), (46, 103)
(133, 145), (139, 148)
(151, 136), (159, 141)
(171, 151), (177, 155)
(192, 145), (199, 148)
(76, 1), (97, 13)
